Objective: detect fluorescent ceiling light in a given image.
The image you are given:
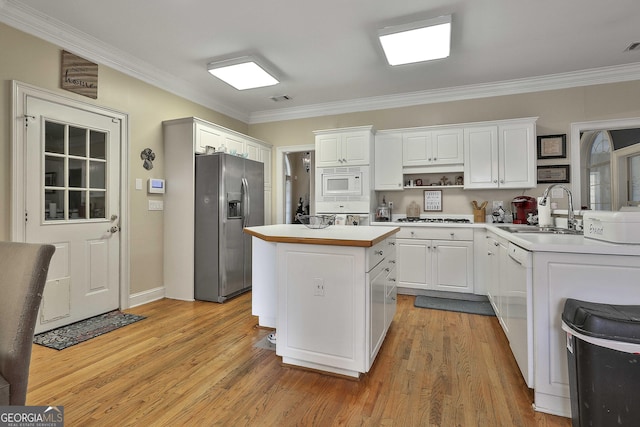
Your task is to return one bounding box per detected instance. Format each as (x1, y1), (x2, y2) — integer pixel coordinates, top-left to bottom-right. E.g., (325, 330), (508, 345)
(379, 15), (451, 66)
(207, 57), (279, 90)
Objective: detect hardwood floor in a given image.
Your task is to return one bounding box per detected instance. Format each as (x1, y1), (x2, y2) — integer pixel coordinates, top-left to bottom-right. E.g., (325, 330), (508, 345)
(27, 293), (570, 426)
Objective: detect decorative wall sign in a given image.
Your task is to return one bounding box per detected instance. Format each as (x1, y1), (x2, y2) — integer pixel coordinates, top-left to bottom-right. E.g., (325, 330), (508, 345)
(61, 50), (98, 99)
(423, 190), (443, 212)
(537, 134), (567, 159)
(537, 165), (570, 183)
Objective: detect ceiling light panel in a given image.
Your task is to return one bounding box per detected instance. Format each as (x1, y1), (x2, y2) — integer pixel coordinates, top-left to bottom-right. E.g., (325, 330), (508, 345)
(379, 15), (452, 66)
(207, 57), (279, 90)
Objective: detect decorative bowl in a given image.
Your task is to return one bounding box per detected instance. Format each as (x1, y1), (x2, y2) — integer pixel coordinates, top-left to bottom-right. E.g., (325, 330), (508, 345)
(296, 214), (336, 229)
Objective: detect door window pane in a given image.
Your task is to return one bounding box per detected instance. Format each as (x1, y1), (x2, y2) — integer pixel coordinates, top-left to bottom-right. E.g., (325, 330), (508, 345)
(89, 191), (106, 219)
(44, 157), (64, 187)
(89, 161), (106, 189)
(90, 130), (106, 160)
(45, 190), (64, 220)
(45, 122), (65, 154)
(69, 126), (87, 156)
(68, 158), (86, 188)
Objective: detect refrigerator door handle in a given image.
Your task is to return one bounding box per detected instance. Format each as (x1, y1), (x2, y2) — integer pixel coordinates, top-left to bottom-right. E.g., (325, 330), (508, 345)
(242, 177), (250, 227)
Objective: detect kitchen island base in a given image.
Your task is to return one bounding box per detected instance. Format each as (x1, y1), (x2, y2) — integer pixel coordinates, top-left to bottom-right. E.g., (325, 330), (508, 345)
(245, 225), (399, 378)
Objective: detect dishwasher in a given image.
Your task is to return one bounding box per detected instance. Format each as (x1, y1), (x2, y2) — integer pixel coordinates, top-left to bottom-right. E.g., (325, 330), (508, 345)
(505, 242), (534, 387)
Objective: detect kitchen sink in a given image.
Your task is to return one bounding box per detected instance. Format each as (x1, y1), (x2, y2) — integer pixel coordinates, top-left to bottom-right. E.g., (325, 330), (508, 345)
(496, 225), (583, 235)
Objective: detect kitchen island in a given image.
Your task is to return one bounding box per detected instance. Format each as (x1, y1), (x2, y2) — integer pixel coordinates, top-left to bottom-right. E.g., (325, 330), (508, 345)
(244, 224), (399, 378)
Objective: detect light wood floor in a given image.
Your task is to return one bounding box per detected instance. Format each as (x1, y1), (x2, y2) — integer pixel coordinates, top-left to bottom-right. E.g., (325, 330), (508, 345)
(27, 293), (571, 426)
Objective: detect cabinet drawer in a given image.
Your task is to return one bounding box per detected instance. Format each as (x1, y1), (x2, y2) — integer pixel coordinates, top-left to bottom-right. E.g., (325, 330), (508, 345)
(367, 237), (396, 271)
(396, 227), (473, 240)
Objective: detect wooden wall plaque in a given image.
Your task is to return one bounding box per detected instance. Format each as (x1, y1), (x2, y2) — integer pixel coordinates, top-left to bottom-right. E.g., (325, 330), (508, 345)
(61, 50), (98, 99)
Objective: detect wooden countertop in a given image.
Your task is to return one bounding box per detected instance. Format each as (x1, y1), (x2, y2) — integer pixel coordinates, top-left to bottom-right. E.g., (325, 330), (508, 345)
(244, 224), (400, 247)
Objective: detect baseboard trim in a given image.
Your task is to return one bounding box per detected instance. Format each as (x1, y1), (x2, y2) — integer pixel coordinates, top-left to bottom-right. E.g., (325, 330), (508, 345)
(128, 286), (165, 308)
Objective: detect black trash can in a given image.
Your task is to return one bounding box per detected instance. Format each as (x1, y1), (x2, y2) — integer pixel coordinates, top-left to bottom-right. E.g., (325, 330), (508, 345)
(562, 298), (640, 427)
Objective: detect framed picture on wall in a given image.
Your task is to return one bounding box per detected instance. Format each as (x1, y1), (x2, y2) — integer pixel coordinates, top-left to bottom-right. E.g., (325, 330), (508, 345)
(537, 134), (567, 159)
(423, 190), (442, 212)
(537, 165), (570, 183)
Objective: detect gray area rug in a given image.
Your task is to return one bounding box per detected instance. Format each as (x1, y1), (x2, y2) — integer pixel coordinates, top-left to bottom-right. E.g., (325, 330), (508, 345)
(414, 295), (496, 316)
(33, 310), (146, 350)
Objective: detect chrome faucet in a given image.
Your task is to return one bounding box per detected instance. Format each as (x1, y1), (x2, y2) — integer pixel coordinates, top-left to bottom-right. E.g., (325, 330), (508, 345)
(539, 184), (576, 230)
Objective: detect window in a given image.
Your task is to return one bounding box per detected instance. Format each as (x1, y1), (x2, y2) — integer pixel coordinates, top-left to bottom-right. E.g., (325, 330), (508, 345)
(44, 120), (108, 221)
(583, 131), (612, 210)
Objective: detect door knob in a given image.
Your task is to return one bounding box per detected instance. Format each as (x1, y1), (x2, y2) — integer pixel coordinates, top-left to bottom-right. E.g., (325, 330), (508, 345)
(109, 226), (120, 233)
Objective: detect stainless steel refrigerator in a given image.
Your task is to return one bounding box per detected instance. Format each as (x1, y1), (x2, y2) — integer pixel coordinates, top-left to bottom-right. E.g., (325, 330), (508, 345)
(195, 153), (264, 302)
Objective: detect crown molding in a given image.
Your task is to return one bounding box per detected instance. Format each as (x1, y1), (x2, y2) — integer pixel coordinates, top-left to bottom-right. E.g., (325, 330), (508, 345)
(0, 0), (250, 123)
(248, 62), (640, 124)
(3, 0), (640, 126)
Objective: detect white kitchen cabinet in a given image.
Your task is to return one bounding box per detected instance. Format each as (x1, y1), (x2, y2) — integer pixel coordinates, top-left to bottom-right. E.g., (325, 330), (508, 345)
(396, 227), (474, 293)
(532, 251), (640, 417)
(463, 118), (537, 189)
(268, 233), (397, 378)
(314, 126), (374, 167)
(194, 122), (224, 154)
(162, 117), (273, 300)
(402, 128), (464, 168)
(374, 131), (403, 190)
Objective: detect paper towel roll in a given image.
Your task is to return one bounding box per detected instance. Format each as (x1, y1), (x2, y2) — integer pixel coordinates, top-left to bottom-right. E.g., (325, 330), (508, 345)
(538, 197), (552, 227)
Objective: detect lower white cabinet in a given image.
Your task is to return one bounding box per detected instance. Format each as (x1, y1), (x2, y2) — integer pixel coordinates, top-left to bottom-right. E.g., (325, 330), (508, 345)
(397, 227), (473, 293)
(275, 236), (397, 378)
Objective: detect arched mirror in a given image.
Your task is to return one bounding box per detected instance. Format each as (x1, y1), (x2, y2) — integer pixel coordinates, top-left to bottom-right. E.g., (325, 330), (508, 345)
(570, 117), (640, 211)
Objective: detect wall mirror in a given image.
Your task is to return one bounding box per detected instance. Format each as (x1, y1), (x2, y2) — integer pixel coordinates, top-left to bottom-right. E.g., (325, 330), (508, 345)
(570, 117), (640, 211)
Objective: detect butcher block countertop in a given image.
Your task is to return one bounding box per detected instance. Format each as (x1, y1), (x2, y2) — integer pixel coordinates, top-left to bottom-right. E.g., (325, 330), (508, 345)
(244, 224), (400, 247)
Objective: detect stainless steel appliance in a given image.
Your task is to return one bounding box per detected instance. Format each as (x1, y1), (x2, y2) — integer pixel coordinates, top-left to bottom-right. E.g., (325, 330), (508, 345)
(194, 153), (264, 302)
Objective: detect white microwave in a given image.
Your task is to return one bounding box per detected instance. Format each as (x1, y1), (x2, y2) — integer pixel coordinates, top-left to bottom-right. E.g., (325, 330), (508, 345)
(316, 166), (371, 213)
(321, 170), (363, 197)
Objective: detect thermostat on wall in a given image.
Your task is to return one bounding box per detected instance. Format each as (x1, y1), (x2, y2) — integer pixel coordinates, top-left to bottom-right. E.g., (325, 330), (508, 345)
(148, 178), (165, 194)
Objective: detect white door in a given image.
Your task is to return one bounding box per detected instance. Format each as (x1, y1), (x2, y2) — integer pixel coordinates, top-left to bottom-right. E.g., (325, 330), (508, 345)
(25, 96), (121, 333)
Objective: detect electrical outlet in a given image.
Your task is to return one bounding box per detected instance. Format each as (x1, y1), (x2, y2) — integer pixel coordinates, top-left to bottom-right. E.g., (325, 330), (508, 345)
(313, 278), (325, 296)
(492, 201), (503, 210)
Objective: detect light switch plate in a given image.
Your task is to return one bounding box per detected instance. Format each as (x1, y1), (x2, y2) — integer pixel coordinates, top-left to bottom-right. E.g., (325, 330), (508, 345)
(148, 200), (163, 211)
(135, 178), (142, 190)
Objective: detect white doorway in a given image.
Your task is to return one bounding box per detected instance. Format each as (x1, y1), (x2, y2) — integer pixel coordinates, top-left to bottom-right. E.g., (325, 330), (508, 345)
(12, 81), (130, 333)
(275, 145), (315, 224)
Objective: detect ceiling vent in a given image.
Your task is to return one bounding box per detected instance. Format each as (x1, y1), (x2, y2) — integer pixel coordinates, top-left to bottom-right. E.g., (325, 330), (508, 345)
(624, 42), (640, 52)
(270, 95), (292, 102)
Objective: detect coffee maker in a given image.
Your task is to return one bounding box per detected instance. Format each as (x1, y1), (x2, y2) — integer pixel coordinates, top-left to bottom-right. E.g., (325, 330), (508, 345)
(512, 196), (537, 224)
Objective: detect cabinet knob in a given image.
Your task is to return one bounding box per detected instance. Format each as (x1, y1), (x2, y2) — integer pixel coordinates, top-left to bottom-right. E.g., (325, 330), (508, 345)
(385, 267), (390, 272)
(450, 232), (455, 238)
(433, 157), (437, 161)
(493, 179), (498, 183)
(389, 279), (396, 283)
(388, 241), (395, 246)
(375, 250), (383, 255)
(500, 179), (505, 183)
(488, 251), (492, 256)
(389, 259), (396, 264)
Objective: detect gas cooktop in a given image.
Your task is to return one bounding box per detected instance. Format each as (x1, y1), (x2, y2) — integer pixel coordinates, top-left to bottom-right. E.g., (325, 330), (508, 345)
(396, 217), (472, 224)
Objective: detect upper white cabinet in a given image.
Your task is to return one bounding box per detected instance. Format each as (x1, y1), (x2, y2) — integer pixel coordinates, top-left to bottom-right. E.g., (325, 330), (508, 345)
(463, 118), (537, 189)
(374, 131), (403, 191)
(314, 126), (374, 167)
(403, 128), (463, 167)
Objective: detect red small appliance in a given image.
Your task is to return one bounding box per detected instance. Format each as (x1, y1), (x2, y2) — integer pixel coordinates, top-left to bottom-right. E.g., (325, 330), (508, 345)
(512, 196), (537, 224)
